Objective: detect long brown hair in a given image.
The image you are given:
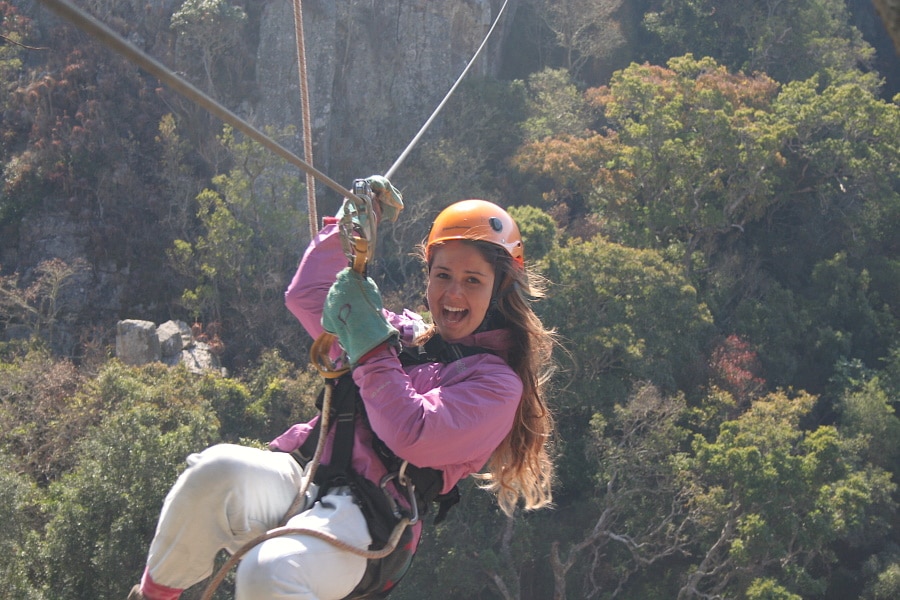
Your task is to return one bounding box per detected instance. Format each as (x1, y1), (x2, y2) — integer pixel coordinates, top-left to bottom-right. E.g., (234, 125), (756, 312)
(423, 240), (556, 516)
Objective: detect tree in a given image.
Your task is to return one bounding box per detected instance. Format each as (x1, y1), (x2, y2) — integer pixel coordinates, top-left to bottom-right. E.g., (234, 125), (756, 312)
(0, 346), (85, 484)
(507, 204), (557, 264)
(0, 453), (42, 599)
(514, 55), (789, 275)
(642, 0), (874, 85)
(549, 384), (693, 599)
(521, 68), (593, 142)
(0, 258), (90, 349)
(0, 1), (29, 84)
(709, 334), (766, 408)
(538, 0), (625, 77)
(39, 363), (221, 598)
(395, 484), (539, 600)
(170, 0), (248, 97)
(591, 55), (787, 275)
(513, 55), (900, 396)
(679, 391), (896, 598)
(837, 376), (900, 472)
(763, 72), (900, 272)
(541, 235), (714, 402)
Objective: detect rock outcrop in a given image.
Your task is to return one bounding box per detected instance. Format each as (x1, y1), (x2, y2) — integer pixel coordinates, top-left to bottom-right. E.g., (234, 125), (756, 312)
(116, 319), (225, 375)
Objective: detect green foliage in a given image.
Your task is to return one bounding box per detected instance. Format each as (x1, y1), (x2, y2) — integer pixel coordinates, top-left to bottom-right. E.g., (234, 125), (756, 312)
(564, 384), (690, 598)
(0, 258), (90, 349)
(805, 254), (897, 383)
(169, 124), (310, 364)
(23, 356), (315, 597)
(746, 578), (802, 600)
(838, 376), (900, 471)
(685, 390), (896, 597)
(0, 453), (43, 598)
(241, 350), (321, 442)
(507, 204), (557, 263)
(514, 53), (900, 401)
(765, 74), (900, 273)
(393, 481), (543, 600)
(872, 562), (900, 600)
(0, 346), (86, 483)
(542, 236), (713, 402)
(40, 363), (220, 599)
(522, 68), (592, 141)
(591, 55), (786, 272)
(1, 4), (898, 599)
(0, 2), (28, 86)
(642, 0), (874, 84)
(170, 0), (248, 97)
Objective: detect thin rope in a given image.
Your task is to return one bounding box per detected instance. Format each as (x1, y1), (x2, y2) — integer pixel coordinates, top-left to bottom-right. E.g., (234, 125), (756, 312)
(292, 0), (318, 239)
(384, 0), (510, 179)
(200, 517), (411, 600)
(35, 0), (353, 203)
(277, 383), (331, 528)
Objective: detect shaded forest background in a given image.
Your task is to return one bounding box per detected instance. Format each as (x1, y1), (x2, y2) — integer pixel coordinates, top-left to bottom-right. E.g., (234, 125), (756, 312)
(1, 0), (899, 599)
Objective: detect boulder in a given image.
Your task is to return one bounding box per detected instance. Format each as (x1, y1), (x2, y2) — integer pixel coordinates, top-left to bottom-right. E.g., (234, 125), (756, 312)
(157, 319), (192, 358)
(116, 319), (161, 365)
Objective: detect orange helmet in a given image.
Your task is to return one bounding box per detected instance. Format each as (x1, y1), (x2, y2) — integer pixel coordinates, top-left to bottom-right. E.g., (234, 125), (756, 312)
(426, 199), (524, 267)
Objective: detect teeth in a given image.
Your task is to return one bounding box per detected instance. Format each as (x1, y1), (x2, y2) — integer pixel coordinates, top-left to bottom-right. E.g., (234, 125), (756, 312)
(444, 306), (465, 312)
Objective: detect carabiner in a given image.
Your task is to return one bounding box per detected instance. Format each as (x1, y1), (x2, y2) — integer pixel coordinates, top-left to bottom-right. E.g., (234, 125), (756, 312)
(379, 469), (420, 526)
(338, 179), (378, 274)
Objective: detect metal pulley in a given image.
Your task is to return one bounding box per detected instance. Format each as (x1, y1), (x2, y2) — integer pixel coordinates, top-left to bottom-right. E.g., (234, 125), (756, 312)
(338, 179), (379, 276)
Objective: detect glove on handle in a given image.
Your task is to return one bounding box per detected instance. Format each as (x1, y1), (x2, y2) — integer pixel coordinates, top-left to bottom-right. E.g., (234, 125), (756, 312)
(321, 268), (399, 366)
(365, 175), (404, 222)
(334, 176), (403, 225)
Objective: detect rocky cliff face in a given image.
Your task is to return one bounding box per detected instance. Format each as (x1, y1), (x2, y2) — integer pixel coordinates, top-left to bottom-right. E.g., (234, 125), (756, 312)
(254, 0), (514, 190)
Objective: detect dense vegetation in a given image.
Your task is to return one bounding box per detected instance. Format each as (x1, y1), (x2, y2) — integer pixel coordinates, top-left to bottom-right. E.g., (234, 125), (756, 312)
(1, 1), (898, 598)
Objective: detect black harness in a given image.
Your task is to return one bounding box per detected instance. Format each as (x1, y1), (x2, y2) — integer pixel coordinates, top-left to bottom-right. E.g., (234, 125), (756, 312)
(291, 334), (492, 598)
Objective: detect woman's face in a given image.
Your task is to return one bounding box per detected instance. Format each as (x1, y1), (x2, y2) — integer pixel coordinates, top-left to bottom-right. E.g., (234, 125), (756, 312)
(427, 240), (496, 341)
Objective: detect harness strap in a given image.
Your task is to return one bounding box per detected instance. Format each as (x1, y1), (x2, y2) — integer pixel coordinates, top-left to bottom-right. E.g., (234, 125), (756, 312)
(296, 335), (491, 523)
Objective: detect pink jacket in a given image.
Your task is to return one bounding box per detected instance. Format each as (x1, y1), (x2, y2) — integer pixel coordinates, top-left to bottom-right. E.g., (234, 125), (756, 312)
(271, 222), (523, 506)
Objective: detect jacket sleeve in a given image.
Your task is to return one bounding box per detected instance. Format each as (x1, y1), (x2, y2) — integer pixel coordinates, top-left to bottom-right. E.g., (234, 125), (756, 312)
(351, 345), (522, 472)
(284, 221), (347, 339)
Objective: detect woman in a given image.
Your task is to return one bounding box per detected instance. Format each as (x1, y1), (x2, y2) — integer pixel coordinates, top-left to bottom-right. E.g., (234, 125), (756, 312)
(128, 186), (555, 600)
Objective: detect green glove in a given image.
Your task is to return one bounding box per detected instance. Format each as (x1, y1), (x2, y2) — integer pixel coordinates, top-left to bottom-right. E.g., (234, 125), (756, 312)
(321, 268), (399, 366)
(365, 175), (404, 222)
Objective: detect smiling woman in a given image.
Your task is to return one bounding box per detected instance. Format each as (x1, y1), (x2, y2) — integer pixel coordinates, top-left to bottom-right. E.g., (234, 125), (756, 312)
(127, 192), (556, 600)
(423, 199), (527, 340)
